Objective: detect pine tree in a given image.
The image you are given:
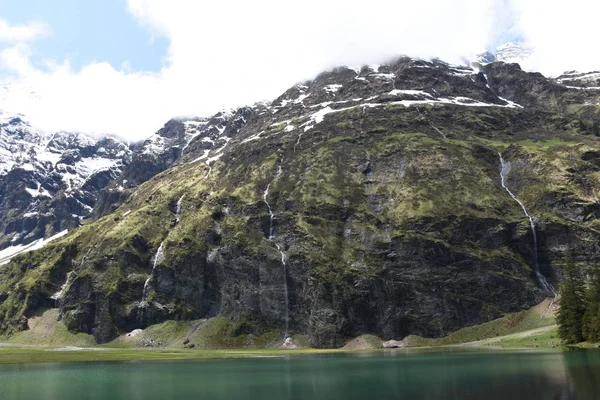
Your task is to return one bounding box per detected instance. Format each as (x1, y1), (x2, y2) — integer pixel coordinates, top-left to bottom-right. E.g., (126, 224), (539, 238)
(583, 266), (600, 342)
(557, 259), (587, 344)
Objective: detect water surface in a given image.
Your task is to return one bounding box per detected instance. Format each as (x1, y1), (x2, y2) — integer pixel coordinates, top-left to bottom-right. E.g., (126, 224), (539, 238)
(2, 349), (600, 399)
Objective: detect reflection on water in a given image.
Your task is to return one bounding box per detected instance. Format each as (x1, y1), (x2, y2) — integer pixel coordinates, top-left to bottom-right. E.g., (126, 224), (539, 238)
(562, 349), (600, 398)
(1, 349), (600, 400)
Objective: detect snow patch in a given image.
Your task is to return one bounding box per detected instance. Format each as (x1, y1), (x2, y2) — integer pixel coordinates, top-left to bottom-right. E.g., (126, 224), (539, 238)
(498, 96), (524, 109)
(557, 71), (600, 82)
(279, 93), (310, 108)
(0, 230), (69, 265)
(388, 89), (433, 97)
(241, 131), (264, 143)
(301, 95), (524, 132)
(369, 73), (395, 80)
(25, 185), (52, 199)
(190, 149), (211, 163)
(564, 85), (600, 90)
(324, 84), (343, 94)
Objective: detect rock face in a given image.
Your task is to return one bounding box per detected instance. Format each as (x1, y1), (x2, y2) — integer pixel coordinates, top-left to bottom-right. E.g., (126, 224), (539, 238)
(554, 71), (600, 89)
(0, 108), (258, 256)
(93, 108), (260, 218)
(0, 114), (131, 251)
(2, 55), (600, 347)
(383, 340), (404, 349)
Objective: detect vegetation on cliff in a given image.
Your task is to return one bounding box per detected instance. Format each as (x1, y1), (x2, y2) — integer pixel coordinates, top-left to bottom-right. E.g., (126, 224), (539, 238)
(1, 58), (600, 348)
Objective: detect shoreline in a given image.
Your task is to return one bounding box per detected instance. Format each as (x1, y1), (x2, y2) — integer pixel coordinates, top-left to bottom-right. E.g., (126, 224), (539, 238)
(2, 298), (593, 364)
(0, 338), (585, 365)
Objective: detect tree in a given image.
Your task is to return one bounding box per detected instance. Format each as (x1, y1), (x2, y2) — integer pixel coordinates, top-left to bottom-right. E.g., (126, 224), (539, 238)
(582, 266), (600, 342)
(557, 259), (587, 344)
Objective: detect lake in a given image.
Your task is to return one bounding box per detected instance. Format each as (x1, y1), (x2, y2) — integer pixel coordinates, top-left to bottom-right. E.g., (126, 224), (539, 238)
(1, 349), (599, 399)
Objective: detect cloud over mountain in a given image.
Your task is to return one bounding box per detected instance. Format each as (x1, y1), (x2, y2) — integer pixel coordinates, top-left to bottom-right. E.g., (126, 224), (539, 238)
(0, 0), (598, 140)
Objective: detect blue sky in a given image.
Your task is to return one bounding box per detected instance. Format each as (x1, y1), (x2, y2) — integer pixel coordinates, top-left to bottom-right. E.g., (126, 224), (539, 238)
(0, 0), (167, 72)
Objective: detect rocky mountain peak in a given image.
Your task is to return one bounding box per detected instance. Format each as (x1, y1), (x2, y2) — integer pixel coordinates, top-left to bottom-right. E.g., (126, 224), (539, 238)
(0, 112), (132, 254)
(494, 42), (534, 64)
(91, 107), (259, 217)
(554, 71), (600, 89)
(474, 42), (534, 66)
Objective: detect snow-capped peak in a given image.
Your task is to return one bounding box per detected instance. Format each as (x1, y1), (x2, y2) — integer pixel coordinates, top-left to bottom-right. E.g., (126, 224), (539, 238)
(472, 42), (534, 66)
(495, 42), (534, 64)
(0, 110), (132, 249)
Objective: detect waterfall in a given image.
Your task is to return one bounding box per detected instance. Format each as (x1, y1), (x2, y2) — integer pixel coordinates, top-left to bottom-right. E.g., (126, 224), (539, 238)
(263, 183), (275, 239)
(294, 131), (306, 152)
(417, 107), (446, 138)
(175, 195), (185, 224)
(137, 242), (165, 326)
(136, 194), (186, 328)
(263, 165), (290, 337)
(498, 153), (556, 296)
(145, 242), (165, 301)
(51, 271), (75, 307)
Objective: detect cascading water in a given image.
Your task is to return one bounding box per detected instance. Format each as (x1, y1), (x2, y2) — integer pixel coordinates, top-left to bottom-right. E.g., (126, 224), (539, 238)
(175, 195), (185, 224)
(498, 153), (556, 297)
(417, 107), (446, 138)
(136, 193), (186, 327)
(263, 165), (290, 337)
(137, 242), (165, 327)
(51, 271), (75, 307)
(264, 183), (274, 239)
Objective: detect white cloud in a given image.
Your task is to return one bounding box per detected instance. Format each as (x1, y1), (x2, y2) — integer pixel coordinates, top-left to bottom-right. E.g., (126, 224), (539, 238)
(0, 0), (498, 140)
(508, 0), (600, 76)
(0, 19), (50, 42)
(1, 0), (599, 141)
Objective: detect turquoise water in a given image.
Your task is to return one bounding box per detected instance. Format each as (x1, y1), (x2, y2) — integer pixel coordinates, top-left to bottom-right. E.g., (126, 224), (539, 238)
(1, 349), (600, 399)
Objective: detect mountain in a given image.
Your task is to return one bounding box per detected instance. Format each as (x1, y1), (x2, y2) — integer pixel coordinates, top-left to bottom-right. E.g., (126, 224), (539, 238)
(0, 106), (258, 263)
(0, 113), (131, 257)
(554, 71), (600, 89)
(1, 55), (600, 347)
(474, 42), (534, 66)
(93, 107), (261, 218)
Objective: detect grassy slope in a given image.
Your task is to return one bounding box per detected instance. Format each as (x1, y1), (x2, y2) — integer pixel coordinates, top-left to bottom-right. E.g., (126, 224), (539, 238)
(0, 298), (593, 364)
(404, 297), (558, 346)
(469, 325), (560, 348)
(6, 309), (95, 347)
(3, 299), (556, 347)
(110, 317), (285, 349)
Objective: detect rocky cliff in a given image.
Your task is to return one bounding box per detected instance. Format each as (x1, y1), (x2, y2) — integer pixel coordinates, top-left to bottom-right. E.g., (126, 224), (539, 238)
(1, 56), (600, 347)
(0, 114), (131, 252)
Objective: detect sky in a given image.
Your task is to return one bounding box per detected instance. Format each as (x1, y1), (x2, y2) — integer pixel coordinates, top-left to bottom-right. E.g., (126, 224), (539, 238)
(0, 0), (598, 141)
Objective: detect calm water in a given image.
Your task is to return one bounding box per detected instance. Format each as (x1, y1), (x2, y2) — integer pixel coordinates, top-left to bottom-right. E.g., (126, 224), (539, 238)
(1, 349), (600, 399)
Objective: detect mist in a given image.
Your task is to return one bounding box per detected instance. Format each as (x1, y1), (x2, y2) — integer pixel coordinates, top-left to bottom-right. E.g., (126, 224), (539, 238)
(0, 0), (598, 140)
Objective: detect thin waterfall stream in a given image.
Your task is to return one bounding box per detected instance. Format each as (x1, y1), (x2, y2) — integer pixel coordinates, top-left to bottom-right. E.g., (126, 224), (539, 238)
(175, 195), (185, 223)
(136, 194), (186, 327)
(263, 165), (290, 338)
(498, 152), (556, 297)
(137, 242), (165, 326)
(51, 271), (75, 308)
